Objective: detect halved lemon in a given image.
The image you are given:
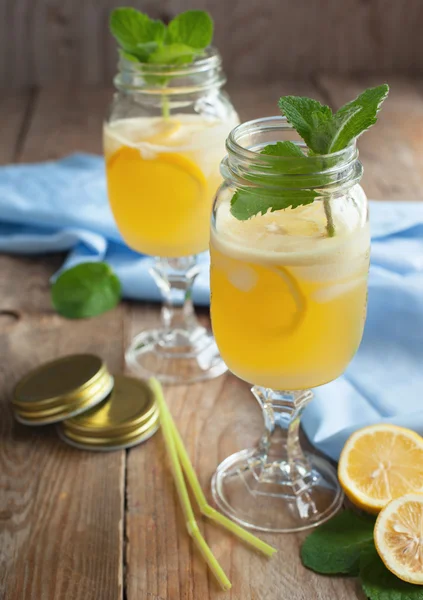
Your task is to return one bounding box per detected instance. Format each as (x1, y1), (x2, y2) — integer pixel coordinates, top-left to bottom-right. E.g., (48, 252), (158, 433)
(374, 493), (423, 584)
(338, 424), (423, 513)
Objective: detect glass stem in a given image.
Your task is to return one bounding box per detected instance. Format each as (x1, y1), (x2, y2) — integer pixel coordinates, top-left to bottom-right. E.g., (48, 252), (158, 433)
(252, 387), (315, 491)
(151, 256), (201, 333)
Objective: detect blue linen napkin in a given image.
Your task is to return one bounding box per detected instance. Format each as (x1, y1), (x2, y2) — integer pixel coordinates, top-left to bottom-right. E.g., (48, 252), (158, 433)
(0, 153), (422, 460)
(0, 154), (211, 304)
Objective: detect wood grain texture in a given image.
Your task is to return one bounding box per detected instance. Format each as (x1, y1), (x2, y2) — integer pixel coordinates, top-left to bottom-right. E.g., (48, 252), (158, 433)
(1, 0), (423, 89)
(18, 86), (112, 161)
(0, 91), (32, 164)
(1, 77), (422, 600)
(0, 88), (125, 600)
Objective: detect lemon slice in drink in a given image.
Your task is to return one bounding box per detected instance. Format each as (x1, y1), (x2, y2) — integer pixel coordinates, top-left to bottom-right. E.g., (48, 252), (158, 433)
(338, 424), (423, 514)
(144, 119), (181, 145)
(107, 146), (207, 208)
(374, 493), (423, 584)
(224, 260), (306, 335)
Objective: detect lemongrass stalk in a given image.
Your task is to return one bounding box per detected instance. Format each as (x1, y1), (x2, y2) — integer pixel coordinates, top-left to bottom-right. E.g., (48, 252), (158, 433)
(158, 386), (277, 558)
(201, 505), (277, 558)
(149, 378), (231, 591)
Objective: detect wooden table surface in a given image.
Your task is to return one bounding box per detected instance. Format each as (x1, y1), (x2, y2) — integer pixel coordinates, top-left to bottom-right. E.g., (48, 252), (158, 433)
(1, 75), (422, 600)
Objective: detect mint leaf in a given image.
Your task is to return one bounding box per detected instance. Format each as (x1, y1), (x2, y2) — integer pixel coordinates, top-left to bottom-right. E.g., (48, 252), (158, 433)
(118, 49), (140, 63)
(328, 84), (390, 152)
(166, 10), (213, 49)
(301, 510), (376, 575)
(260, 141), (306, 157)
(51, 263), (121, 319)
(360, 547), (423, 600)
(146, 19), (166, 43)
(230, 188), (315, 221)
(278, 97), (334, 154)
(133, 41), (161, 62)
(148, 43), (197, 65)
(109, 8), (213, 74)
(110, 8), (165, 55)
(229, 141), (320, 220)
(278, 85), (389, 155)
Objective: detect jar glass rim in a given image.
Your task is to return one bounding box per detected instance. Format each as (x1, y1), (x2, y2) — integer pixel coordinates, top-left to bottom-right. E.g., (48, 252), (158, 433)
(221, 115), (362, 193)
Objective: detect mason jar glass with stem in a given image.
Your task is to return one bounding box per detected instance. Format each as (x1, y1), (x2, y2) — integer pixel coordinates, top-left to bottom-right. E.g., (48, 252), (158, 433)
(210, 116), (370, 532)
(104, 48), (239, 384)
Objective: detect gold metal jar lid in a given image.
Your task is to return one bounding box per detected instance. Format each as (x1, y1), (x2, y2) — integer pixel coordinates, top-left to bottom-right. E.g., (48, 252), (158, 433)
(12, 354), (113, 426)
(58, 375), (159, 451)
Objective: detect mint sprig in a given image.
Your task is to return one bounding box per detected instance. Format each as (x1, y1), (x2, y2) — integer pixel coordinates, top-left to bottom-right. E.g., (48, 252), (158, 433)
(109, 8), (213, 118)
(360, 547), (423, 600)
(110, 8), (213, 66)
(278, 85), (389, 155)
(51, 263), (121, 319)
(301, 510), (423, 600)
(230, 85), (389, 236)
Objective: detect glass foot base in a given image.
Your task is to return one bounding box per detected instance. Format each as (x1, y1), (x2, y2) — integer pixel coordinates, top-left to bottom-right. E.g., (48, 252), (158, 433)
(125, 326), (227, 385)
(212, 448), (343, 532)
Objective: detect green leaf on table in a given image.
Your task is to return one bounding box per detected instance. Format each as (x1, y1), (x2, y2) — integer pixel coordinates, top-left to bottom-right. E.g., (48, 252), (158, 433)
(51, 263), (121, 319)
(359, 546), (423, 600)
(301, 510), (376, 575)
(166, 10), (213, 49)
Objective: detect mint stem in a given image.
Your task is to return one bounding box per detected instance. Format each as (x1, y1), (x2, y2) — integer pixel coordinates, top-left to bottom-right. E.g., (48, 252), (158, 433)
(161, 94), (170, 119)
(323, 198), (335, 237)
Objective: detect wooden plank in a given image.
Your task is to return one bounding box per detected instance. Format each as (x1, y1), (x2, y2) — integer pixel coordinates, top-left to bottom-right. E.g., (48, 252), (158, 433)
(125, 80), (360, 600)
(0, 91), (33, 164)
(318, 75), (423, 201)
(1, 0), (423, 88)
(2, 78), (421, 599)
(0, 86), (125, 600)
(228, 80), (317, 122)
(18, 85), (112, 161)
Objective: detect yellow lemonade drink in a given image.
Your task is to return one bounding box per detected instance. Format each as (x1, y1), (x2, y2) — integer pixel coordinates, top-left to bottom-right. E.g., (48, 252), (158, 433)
(210, 195), (370, 390)
(104, 114), (238, 257)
